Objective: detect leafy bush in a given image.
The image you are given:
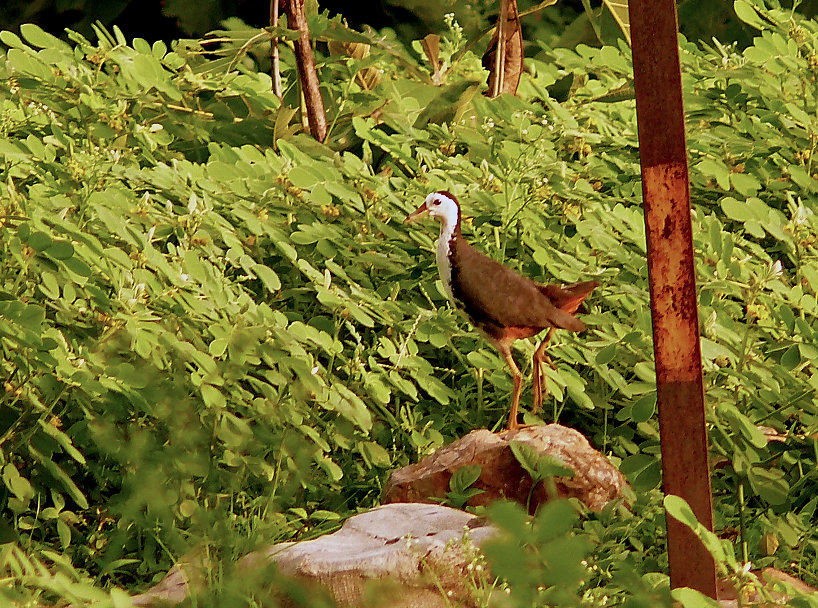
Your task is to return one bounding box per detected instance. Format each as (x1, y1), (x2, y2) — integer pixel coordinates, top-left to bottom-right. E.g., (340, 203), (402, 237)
(0, 0), (817, 604)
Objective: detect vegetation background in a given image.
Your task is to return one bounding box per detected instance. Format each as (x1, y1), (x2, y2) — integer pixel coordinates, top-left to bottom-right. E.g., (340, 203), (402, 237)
(1, 0), (818, 606)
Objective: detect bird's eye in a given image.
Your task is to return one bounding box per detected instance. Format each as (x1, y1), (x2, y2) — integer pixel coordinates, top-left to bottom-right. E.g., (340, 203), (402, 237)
(432, 199), (441, 206)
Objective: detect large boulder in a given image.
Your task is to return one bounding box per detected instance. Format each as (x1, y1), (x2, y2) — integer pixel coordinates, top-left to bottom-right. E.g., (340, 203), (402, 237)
(383, 425), (629, 512)
(129, 503), (497, 608)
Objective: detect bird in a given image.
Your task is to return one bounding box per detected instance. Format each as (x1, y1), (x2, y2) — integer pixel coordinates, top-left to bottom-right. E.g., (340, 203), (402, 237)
(405, 190), (599, 430)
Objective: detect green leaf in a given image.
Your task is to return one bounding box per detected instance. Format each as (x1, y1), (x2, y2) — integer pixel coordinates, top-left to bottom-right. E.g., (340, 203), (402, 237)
(201, 384), (226, 408)
(720, 404), (767, 449)
(46, 240), (75, 260)
(450, 464), (482, 493)
(252, 263), (281, 292)
(38, 272), (60, 300)
(486, 500), (530, 538)
(602, 0), (631, 43)
(733, 0), (766, 29)
(57, 518), (71, 549)
(413, 79), (483, 128)
(365, 373), (391, 404)
(510, 440), (541, 479)
(38, 420), (85, 465)
(780, 344), (800, 370)
(671, 587), (721, 608)
(630, 393), (656, 423)
(467, 350), (497, 368)
(2, 464), (35, 502)
(664, 495), (728, 564)
(20, 23), (67, 49)
(7, 49), (52, 80)
(415, 373), (454, 405)
(310, 509), (341, 521)
(17, 304), (45, 331)
(510, 441), (574, 481)
(288, 166), (319, 189)
(63, 256), (92, 277)
(360, 441), (391, 467)
(595, 343), (618, 365)
(720, 197), (753, 222)
(730, 173), (760, 196)
(0, 30), (24, 49)
(696, 158), (730, 190)
(663, 494), (698, 529)
(183, 249), (207, 283)
(620, 453), (661, 491)
(748, 467), (789, 505)
(209, 338), (228, 357)
(28, 446), (88, 510)
(27, 231), (53, 251)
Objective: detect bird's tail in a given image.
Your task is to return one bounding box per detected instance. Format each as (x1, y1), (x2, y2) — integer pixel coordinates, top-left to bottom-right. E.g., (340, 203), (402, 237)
(547, 307), (586, 332)
(538, 280), (600, 332)
(538, 280), (599, 314)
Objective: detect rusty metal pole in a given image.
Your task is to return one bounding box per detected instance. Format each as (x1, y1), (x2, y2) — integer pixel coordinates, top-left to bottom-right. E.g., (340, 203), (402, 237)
(628, 0), (718, 598)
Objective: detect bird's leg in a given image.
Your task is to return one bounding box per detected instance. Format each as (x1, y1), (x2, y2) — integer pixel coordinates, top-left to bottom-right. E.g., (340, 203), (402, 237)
(532, 328), (556, 412)
(497, 340), (523, 430)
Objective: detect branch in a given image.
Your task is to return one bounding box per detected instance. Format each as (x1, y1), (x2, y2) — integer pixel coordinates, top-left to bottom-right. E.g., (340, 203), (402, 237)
(270, 0), (283, 98)
(282, 0), (328, 142)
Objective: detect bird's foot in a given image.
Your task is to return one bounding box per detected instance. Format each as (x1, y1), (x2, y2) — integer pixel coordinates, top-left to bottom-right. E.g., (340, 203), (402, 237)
(532, 366), (552, 412)
(541, 353), (556, 371)
(532, 353), (556, 412)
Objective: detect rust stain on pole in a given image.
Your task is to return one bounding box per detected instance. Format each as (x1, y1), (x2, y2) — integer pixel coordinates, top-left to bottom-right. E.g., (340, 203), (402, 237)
(628, 0), (718, 598)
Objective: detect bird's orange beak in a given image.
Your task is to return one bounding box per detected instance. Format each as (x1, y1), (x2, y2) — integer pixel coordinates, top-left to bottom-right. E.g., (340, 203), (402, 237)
(404, 202), (429, 224)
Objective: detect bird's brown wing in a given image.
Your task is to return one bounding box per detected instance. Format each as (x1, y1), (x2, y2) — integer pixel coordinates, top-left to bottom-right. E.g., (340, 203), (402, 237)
(450, 240), (586, 332)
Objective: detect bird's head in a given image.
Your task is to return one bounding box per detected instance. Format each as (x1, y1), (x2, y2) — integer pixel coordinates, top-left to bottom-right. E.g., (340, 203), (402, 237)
(404, 191), (460, 227)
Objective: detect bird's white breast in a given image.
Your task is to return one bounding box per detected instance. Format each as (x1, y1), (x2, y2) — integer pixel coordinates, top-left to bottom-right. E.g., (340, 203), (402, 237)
(436, 223), (456, 301)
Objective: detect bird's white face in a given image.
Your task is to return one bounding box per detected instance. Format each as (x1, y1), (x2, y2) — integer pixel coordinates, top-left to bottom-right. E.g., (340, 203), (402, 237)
(422, 191), (459, 227)
(404, 191), (460, 229)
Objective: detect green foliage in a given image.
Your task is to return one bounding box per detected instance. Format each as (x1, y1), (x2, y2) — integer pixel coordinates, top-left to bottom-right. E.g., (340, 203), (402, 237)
(485, 493), (673, 606)
(0, 0), (817, 604)
(445, 464), (485, 509)
(666, 495), (818, 607)
(510, 439), (575, 510)
(483, 500), (592, 606)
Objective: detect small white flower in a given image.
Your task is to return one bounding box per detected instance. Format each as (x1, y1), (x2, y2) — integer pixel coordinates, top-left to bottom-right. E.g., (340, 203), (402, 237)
(794, 204), (812, 225)
(180, 273), (190, 282)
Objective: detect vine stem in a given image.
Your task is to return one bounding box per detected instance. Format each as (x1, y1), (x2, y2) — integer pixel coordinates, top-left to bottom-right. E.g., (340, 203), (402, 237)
(738, 479), (748, 564)
(270, 0), (282, 98)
